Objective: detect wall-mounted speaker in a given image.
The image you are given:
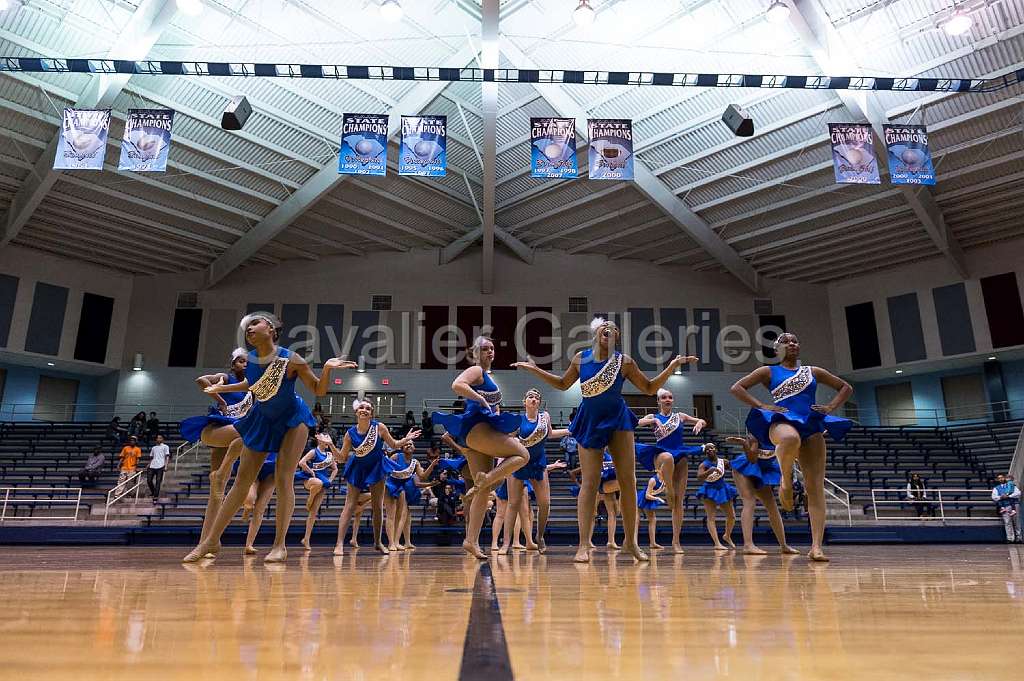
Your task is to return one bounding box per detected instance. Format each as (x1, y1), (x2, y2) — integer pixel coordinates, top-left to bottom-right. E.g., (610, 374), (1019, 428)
(722, 104), (754, 137)
(221, 95), (252, 131)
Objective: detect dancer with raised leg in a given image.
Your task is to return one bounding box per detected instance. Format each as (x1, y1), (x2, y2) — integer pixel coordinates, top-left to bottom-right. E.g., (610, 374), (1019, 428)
(694, 443), (737, 551)
(514, 317), (696, 562)
(432, 336), (530, 559)
(183, 313), (355, 563)
(730, 332), (853, 561)
(636, 388), (707, 553)
(181, 348), (252, 558)
(334, 399), (420, 555)
(725, 434), (798, 555)
(295, 433), (339, 551)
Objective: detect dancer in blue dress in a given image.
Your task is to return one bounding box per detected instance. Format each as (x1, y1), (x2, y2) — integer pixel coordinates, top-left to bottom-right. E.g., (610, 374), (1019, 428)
(183, 348), (251, 557)
(694, 443), (738, 551)
(635, 388), (707, 553)
(431, 336), (530, 559)
(238, 451), (278, 555)
(183, 312), (356, 563)
(637, 474), (667, 549)
(725, 434), (797, 556)
(568, 452), (623, 549)
(499, 388), (571, 554)
(514, 317), (697, 562)
(335, 399), (421, 556)
(295, 433), (340, 551)
(731, 332), (853, 561)
(394, 443), (436, 550)
(383, 441), (434, 551)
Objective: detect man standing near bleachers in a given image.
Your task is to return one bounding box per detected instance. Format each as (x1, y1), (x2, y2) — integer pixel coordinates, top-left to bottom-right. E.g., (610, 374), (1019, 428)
(115, 436), (142, 495)
(146, 435), (170, 502)
(991, 474), (1022, 543)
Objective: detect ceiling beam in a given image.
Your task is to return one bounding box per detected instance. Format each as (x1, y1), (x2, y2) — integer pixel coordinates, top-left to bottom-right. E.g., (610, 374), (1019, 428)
(0, 0), (178, 248)
(499, 40), (759, 293)
(205, 43), (480, 287)
(567, 216), (671, 255)
(480, 0), (499, 294)
(787, 0), (968, 279)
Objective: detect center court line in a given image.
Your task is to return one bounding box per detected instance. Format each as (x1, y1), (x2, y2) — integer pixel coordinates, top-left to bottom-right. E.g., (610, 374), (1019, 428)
(457, 562), (514, 681)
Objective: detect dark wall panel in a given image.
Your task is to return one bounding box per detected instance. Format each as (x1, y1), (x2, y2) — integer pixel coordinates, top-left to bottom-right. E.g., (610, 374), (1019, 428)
(246, 303), (275, 314)
(844, 302), (882, 369)
(887, 293), (927, 363)
(25, 282), (68, 356)
(456, 306), (484, 369)
(932, 283), (976, 355)
(758, 314), (786, 361)
(693, 308), (723, 371)
(73, 292), (114, 363)
(280, 303), (310, 357)
(491, 306), (518, 370)
(661, 308), (691, 372)
(316, 304), (345, 364)
(980, 272), (1024, 348)
(0, 274), (19, 348)
(168, 308), (203, 367)
(524, 306), (553, 370)
(422, 306), (449, 369)
(350, 310), (381, 367)
(627, 307), (656, 371)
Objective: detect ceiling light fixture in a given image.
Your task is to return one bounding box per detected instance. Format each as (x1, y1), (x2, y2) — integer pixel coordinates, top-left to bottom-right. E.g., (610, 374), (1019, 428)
(573, 0), (596, 28)
(988, 356), (997, 360)
(0, 0), (10, 10)
(942, 7), (973, 36)
(176, 0), (203, 16)
(895, 369), (903, 374)
(379, 0), (403, 23)
(765, 0), (790, 24)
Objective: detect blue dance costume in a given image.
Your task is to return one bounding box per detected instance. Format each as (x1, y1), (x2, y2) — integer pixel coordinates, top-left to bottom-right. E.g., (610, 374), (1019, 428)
(385, 450), (418, 499)
(231, 451), (277, 481)
(695, 457), (738, 505)
(431, 372), (519, 447)
(437, 455), (467, 475)
(497, 478), (535, 501)
(295, 446), (335, 488)
(514, 412), (551, 482)
(180, 377), (253, 443)
(343, 421), (400, 490)
(745, 364), (853, 450)
(233, 347), (316, 453)
(569, 350), (637, 449)
(637, 476), (667, 510)
(635, 412), (704, 471)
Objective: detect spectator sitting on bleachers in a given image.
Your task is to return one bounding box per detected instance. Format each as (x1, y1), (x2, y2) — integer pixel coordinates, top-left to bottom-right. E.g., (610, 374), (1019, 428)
(78, 447), (105, 487)
(992, 474), (1022, 543)
(317, 414), (338, 443)
(145, 411), (160, 445)
(560, 432), (578, 470)
(106, 417), (126, 445)
(437, 483), (461, 526)
(116, 436), (142, 493)
(907, 473), (934, 518)
(127, 412), (147, 440)
(402, 410), (417, 436)
(420, 410), (433, 440)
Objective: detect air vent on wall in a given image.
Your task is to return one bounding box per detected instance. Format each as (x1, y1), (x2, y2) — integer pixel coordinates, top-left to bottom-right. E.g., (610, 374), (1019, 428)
(176, 291), (199, 309)
(753, 298), (773, 315)
(371, 294), (393, 311)
(568, 296), (588, 313)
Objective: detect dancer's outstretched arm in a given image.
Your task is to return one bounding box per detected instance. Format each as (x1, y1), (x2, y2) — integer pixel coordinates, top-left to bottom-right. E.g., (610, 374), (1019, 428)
(623, 354), (696, 395)
(195, 372), (230, 408)
(810, 368), (853, 414)
(511, 354), (581, 392)
(291, 356), (358, 396)
(730, 367), (785, 412)
(378, 423), (422, 450)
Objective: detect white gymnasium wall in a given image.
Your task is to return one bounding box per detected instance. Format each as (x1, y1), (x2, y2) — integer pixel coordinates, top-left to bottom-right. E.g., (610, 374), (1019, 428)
(116, 247), (836, 422)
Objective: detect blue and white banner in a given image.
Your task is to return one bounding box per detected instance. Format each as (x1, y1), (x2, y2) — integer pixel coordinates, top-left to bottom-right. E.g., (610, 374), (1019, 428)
(588, 118), (634, 181)
(530, 117), (578, 179)
(54, 108), (111, 170)
(118, 109), (174, 172)
(828, 123), (880, 184)
(339, 113), (388, 176)
(399, 115), (446, 176)
(883, 124), (936, 186)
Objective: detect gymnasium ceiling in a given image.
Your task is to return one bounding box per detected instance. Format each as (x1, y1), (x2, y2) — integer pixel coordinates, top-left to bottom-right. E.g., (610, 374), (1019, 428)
(0, 0), (1022, 288)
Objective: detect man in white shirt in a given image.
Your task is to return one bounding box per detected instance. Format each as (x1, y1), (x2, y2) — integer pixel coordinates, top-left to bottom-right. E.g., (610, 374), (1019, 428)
(146, 435), (170, 502)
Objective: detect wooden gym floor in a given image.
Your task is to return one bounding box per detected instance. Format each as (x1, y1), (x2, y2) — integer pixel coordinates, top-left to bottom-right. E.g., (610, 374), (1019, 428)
(1, 545), (1023, 680)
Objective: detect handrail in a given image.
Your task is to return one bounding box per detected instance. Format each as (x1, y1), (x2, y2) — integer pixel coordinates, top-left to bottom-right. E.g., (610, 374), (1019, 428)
(869, 487), (997, 523)
(0, 486), (82, 523)
(174, 440), (202, 472)
(103, 470), (145, 526)
(823, 477), (853, 526)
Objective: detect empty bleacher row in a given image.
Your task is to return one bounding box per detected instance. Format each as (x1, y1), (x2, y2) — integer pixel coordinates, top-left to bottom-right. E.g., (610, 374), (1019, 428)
(0, 416), (1020, 526)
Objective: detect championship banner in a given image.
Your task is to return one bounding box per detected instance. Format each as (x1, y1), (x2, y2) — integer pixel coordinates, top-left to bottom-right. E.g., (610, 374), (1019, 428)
(118, 109), (174, 172)
(339, 113), (388, 176)
(54, 108), (111, 170)
(530, 117), (578, 179)
(399, 115), (446, 176)
(883, 124), (936, 186)
(828, 123), (880, 184)
(588, 119), (634, 181)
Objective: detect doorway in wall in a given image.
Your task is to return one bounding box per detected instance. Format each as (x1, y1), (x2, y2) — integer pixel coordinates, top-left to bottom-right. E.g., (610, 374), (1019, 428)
(875, 382), (915, 426)
(34, 375), (79, 421)
(693, 394), (715, 430)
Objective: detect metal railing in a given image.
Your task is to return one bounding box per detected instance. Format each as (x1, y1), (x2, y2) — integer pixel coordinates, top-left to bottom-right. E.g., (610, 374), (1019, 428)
(856, 399), (1024, 428)
(869, 487), (998, 522)
(824, 478), (853, 526)
(103, 470), (145, 526)
(173, 440), (202, 472)
(0, 402), (210, 422)
(0, 486), (83, 523)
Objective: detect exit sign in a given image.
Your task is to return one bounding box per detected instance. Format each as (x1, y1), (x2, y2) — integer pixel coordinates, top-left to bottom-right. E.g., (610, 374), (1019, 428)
(381, 378), (390, 385)
(333, 378), (342, 385)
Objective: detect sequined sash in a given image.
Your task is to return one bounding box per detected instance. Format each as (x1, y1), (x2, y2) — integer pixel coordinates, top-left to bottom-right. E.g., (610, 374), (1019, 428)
(758, 449), (777, 460)
(390, 459), (417, 480)
(222, 392), (253, 419)
(352, 424), (379, 458)
(705, 458), (726, 482)
(653, 413), (681, 441)
(581, 353), (622, 398)
(771, 365), (812, 403)
(519, 412), (549, 448)
(249, 355), (290, 402)
(310, 452), (334, 471)
(477, 388), (502, 407)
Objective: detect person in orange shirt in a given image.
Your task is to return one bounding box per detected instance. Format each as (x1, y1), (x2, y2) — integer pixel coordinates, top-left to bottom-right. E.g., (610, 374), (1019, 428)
(115, 436), (142, 494)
